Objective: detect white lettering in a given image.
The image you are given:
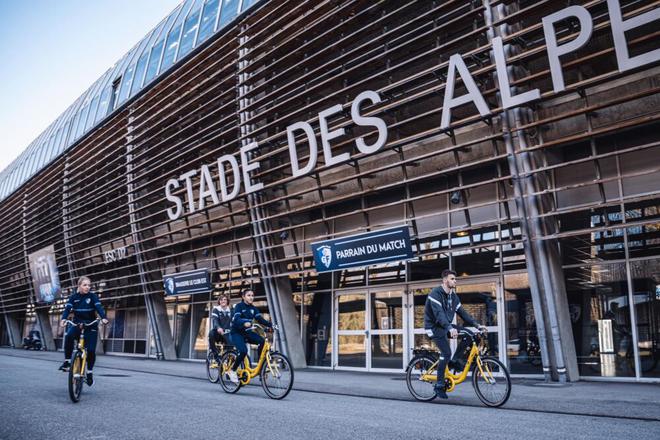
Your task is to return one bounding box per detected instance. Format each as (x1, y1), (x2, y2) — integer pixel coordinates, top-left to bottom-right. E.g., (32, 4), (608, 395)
(441, 54), (491, 130)
(319, 104), (349, 167)
(351, 90), (388, 154)
(287, 121), (318, 178)
(179, 169), (198, 214)
(240, 142), (264, 194)
(543, 6), (593, 93)
(198, 164), (219, 210)
(217, 154), (241, 201)
(166, 178), (183, 220)
(607, 0), (660, 72)
(492, 36), (541, 109)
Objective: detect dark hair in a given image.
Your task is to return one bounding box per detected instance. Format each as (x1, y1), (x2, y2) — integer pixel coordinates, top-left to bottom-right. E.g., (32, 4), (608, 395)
(441, 269), (457, 279)
(240, 289), (254, 297)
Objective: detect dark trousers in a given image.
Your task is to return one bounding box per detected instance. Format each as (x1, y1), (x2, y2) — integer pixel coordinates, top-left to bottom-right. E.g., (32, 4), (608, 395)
(430, 329), (452, 389)
(64, 325), (99, 370)
(208, 329), (229, 355)
(231, 330), (264, 371)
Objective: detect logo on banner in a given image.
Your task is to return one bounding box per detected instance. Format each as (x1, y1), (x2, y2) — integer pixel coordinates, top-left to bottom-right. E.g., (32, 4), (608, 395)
(317, 245), (332, 269)
(164, 278), (175, 295)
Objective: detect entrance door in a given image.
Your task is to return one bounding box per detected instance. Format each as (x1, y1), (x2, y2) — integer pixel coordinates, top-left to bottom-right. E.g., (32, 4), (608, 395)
(334, 289), (407, 371)
(407, 278), (505, 366)
(335, 292), (367, 369)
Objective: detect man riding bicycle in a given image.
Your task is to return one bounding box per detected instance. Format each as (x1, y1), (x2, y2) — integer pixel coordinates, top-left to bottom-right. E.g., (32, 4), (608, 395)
(425, 269), (487, 399)
(59, 276), (108, 386)
(208, 293), (232, 362)
(227, 289), (273, 384)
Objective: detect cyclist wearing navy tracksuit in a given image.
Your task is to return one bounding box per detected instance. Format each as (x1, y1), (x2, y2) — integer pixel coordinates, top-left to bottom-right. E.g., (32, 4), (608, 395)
(227, 289), (272, 384)
(424, 269), (486, 399)
(59, 276), (108, 386)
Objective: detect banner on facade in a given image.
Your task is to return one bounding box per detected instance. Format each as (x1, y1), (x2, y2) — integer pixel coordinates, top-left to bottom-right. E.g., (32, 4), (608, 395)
(28, 245), (62, 303)
(163, 269), (211, 296)
(311, 226), (414, 273)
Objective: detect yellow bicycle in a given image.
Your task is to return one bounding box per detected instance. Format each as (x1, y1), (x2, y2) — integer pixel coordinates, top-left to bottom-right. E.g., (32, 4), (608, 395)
(219, 324), (294, 399)
(206, 337), (232, 383)
(406, 328), (511, 407)
(64, 318), (102, 403)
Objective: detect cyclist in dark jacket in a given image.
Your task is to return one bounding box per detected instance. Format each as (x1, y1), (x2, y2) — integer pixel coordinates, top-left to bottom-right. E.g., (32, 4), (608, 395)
(424, 269), (486, 399)
(227, 289), (272, 383)
(58, 276), (108, 386)
(208, 294), (232, 361)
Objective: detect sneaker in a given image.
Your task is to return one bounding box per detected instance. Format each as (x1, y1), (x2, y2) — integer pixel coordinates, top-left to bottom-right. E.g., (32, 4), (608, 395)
(227, 370), (239, 384)
(86, 372), (94, 386)
(434, 385), (448, 400)
(58, 361), (70, 372)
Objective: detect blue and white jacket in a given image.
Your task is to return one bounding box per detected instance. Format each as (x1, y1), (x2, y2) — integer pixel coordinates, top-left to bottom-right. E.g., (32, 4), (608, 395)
(231, 301), (271, 333)
(61, 291), (106, 324)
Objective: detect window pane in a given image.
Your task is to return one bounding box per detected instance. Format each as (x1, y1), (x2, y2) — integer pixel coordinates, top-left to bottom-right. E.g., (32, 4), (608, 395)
(218, 0), (239, 27)
(144, 39), (165, 84)
(130, 52), (150, 96)
(160, 25), (183, 72)
(196, 0), (219, 44)
(177, 6), (201, 60)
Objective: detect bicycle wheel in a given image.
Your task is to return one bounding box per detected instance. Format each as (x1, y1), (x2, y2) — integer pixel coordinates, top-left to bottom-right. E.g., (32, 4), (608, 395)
(405, 355), (438, 402)
(472, 357), (511, 407)
(68, 351), (84, 403)
(206, 351), (220, 383)
(218, 351), (242, 394)
(260, 352), (294, 400)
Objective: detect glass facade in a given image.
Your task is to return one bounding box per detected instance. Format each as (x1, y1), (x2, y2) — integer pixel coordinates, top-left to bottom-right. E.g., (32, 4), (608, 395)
(0, 0), (259, 201)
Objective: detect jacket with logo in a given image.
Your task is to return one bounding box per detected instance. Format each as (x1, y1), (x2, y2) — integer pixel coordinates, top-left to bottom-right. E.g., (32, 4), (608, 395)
(231, 301), (271, 333)
(424, 286), (478, 334)
(61, 291), (107, 324)
(211, 305), (232, 332)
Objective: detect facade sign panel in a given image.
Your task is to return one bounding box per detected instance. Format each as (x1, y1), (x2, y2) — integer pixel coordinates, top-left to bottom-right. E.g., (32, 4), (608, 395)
(28, 245), (62, 303)
(163, 269), (210, 296)
(311, 226), (414, 273)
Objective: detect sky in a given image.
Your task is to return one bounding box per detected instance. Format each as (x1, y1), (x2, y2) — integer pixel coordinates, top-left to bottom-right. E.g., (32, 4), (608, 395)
(0, 0), (182, 174)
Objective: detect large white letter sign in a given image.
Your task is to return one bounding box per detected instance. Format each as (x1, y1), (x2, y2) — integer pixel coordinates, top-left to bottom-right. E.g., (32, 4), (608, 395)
(543, 6), (593, 93)
(286, 121), (318, 178)
(217, 154), (241, 202)
(165, 179), (183, 220)
(198, 164), (220, 210)
(179, 169), (198, 214)
(492, 36), (541, 109)
(318, 104), (349, 167)
(240, 142), (264, 194)
(440, 54), (491, 130)
(607, 0), (660, 72)
(351, 90), (388, 154)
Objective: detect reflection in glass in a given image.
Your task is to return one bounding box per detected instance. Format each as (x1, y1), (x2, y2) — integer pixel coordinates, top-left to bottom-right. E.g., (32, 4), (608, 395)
(630, 259), (660, 378)
(338, 294), (365, 331)
(371, 334), (403, 369)
(338, 335), (365, 368)
(371, 291), (403, 330)
(504, 273), (542, 374)
(565, 264), (635, 377)
(302, 292), (332, 367)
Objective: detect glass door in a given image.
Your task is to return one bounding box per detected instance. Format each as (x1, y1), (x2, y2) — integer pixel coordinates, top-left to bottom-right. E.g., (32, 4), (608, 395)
(335, 292), (367, 369)
(369, 289), (406, 371)
(408, 277), (505, 367)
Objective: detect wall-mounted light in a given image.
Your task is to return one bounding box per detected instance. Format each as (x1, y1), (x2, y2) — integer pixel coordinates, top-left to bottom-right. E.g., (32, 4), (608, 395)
(450, 190), (462, 205)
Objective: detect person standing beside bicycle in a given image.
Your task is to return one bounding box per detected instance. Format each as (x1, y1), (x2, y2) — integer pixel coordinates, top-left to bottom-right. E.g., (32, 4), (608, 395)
(208, 293), (232, 362)
(227, 289), (273, 384)
(424, 269), (487, 399)
(58, 276), (108, 386)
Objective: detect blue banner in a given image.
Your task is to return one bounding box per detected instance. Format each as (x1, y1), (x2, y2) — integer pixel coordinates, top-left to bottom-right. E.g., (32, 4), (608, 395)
(28, 245), (62, 303)
(163, 269), (211, 296)
(311, 226), (414, 272)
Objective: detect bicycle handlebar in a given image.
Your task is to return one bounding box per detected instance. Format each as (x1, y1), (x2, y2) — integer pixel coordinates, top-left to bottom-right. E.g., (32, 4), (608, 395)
(63, 318), (104, 328)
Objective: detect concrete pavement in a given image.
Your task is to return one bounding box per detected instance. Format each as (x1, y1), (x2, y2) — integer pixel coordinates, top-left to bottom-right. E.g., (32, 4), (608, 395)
(2, 347), (659, 422)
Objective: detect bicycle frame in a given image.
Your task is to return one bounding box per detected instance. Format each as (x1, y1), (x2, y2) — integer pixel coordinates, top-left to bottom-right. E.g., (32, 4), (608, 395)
(227, 325), (281, 386)
(419, 335), (493, 392)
